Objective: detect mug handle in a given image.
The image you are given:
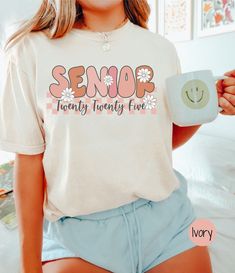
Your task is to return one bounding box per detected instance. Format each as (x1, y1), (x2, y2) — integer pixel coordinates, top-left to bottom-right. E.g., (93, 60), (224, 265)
(214, 75), (229, 113)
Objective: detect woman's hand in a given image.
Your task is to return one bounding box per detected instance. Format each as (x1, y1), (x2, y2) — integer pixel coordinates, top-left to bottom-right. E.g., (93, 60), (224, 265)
(216, 70), (235, 115)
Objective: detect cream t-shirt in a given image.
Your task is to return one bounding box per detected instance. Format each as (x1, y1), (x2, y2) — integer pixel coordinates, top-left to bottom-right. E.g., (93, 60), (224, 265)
(0, 19), (182, 222)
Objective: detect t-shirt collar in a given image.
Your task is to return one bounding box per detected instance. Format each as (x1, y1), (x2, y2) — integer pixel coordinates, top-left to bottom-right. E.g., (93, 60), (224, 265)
(70, 18), (132, 41)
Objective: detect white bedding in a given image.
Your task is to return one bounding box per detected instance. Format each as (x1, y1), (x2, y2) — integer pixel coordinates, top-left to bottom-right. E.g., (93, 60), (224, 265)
(173, 116), (235, 273)
(186, 180), (235, 273)
(0, 227), (19, 273)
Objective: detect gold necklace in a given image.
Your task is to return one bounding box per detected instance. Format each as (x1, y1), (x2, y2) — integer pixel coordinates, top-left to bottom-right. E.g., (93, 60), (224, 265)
(82, 17), (128, 52)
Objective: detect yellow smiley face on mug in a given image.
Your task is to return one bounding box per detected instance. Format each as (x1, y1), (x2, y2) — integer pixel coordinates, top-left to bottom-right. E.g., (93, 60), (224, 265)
(181, 79), (210, 109)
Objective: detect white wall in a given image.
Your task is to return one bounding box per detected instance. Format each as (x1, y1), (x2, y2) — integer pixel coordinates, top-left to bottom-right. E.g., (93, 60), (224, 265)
(175, 31), (235, 75)
(0, 0), (41, 46)
(174, 31), (235, 140)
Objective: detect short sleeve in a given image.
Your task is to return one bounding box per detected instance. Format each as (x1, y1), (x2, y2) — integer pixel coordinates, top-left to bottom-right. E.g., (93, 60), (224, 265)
(0, 39), (45, 155)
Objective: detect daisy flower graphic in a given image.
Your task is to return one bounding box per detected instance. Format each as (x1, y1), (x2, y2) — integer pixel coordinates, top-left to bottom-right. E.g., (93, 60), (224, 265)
(137, 68), (151, 83)
(104, 75), (113, 86)
(143, 95), (157, 110)
(61, 87), (75, 102)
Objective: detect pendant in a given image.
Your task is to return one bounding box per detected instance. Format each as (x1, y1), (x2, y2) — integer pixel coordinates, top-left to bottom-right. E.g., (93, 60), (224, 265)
(102, 42), (111, 52)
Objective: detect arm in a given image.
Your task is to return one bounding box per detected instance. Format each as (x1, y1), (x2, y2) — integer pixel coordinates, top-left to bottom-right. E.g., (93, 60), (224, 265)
(14, 153), (45, 273)
(172, 123), (201, 150)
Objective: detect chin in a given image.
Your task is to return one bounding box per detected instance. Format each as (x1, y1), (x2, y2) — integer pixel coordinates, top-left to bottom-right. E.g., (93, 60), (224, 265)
(78, 0), (123, 11)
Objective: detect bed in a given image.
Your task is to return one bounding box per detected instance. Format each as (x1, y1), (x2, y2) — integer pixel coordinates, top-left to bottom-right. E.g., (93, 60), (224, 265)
(173, 114), (235, 273)
(0, 115), (235, 273)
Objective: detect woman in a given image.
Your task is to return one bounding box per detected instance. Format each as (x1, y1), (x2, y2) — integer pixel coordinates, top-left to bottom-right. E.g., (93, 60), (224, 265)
(0, 1), (235, 273)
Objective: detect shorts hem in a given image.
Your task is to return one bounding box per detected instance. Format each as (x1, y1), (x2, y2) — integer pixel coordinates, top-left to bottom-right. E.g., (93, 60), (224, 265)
(41, 252), (78, 263)
(42, 253), (114, 273)
(143, 241), (197, 272)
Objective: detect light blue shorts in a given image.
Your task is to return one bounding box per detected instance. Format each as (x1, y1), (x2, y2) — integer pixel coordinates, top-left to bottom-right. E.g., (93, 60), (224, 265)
(42, 170), (197, 273)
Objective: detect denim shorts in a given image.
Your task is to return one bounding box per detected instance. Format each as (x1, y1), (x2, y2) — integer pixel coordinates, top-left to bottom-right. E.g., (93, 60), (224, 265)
(41, 170), (197, 273)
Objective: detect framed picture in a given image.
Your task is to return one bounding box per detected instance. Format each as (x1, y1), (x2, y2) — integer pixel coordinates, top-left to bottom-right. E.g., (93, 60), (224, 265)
(148, 0), (157, 33)
(196, 0), (235, 37)
(158, 0), (193, 42)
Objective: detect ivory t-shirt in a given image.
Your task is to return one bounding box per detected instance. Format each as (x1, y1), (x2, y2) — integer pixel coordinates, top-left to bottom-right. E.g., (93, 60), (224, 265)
(0, 19), (182, 222)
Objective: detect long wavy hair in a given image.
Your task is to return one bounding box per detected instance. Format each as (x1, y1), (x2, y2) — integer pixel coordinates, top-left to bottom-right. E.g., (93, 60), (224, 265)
(3, 0), (150, 51)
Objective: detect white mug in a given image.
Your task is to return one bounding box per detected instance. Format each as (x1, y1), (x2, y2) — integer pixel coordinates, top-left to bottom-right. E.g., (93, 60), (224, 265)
(165, 70), (226, 126)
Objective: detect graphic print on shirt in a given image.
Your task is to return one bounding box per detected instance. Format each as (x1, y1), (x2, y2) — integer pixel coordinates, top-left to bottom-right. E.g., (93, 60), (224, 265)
(46, 65), (158, 116)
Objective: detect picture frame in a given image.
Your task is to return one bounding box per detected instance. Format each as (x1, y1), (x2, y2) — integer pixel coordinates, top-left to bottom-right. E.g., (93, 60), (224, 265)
(196, 0), (235, 38)
(157, 0), (193, 42)
(148, 0), (157, 33)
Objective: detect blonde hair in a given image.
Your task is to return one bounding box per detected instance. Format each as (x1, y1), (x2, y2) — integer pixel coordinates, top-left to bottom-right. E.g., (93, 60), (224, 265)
(4, 0), (150, 52)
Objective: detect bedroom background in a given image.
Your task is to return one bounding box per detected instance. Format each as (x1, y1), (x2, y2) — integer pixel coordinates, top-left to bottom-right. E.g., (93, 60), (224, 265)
(0, 1), (235, 273)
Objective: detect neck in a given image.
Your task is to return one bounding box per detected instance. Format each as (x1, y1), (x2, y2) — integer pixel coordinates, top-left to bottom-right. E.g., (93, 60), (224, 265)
(74, 3), (126, 32)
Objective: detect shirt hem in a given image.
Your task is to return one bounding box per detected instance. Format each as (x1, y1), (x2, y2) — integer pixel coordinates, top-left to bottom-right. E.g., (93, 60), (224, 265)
(0, 140), (45, 155)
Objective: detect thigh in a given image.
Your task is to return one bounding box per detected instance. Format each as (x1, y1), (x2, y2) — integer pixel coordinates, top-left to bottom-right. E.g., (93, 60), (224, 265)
(145, 246), (213, 273)
(42, 257), (112, 273)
